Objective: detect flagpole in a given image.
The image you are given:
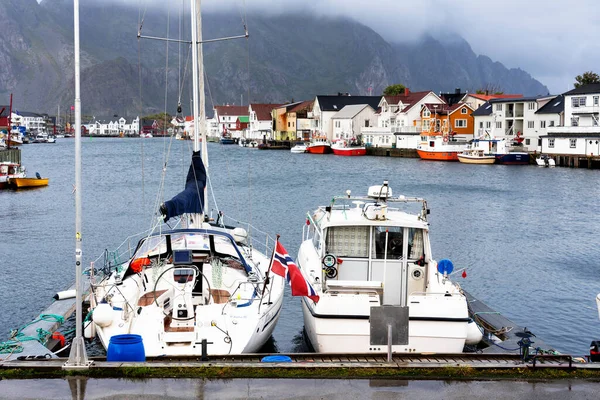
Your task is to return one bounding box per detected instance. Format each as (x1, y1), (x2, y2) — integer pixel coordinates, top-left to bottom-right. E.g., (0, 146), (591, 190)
(259, 234), (279, 313)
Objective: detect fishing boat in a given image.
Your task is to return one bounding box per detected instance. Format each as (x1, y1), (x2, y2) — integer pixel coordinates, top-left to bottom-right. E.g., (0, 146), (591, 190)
(290, 142), (307, 153)
(297, 181), (480, 353)
(86, 0), (285, 357)
(0, 161), (26, 189)
(306, 137), (332, 154)
(416, 135), (467, 161)
(331, 140), (366, 156)
(470, 138), (529, 165)
(457, 148), (496, 164)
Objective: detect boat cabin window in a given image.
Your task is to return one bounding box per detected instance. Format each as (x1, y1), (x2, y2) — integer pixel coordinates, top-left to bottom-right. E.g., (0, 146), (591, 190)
(373, 226), (403, 259)
(134, 235), (168, 259)
(312, 228), (322, 252)
(407, 228), (425, 260)
(170, 232), (210, 251)
(326, 226), (369, 258)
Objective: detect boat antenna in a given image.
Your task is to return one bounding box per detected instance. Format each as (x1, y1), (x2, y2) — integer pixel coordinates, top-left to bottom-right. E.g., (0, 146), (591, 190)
(65, 0), (90, 369)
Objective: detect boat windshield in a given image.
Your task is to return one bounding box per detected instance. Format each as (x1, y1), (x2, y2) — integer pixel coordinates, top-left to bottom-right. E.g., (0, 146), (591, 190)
(134, 235), (168, 258)
(373, 226), (404, 259)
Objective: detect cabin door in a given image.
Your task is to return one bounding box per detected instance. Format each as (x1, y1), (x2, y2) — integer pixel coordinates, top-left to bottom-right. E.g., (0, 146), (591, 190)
(371, 227), (408, 306)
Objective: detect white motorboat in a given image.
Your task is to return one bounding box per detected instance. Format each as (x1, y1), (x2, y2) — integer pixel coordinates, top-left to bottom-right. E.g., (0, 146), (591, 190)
(86, 0), (285, 357)
(536, 155), (555, 167)
(290, 142), (307, 153)
(0, 161), (26, 189)
(297, 181), (479, 353)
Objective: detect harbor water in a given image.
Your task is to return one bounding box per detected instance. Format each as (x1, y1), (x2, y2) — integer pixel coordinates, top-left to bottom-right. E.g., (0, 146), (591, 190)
(1, 138), (599, 356)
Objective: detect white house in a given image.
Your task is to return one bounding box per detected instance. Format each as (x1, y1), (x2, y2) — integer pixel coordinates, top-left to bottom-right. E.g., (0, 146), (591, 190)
(11, 111), (45, 134)
(213, 105), (248, 138)
(362, 89), (444, 149)
(542, 84), (600, 156)
(248, 103), (280, 140)
(331, 104), (376, 142)
(85, 116), (139, 136)
(312, 94), (381, 141)
(472, 96), (556, 151)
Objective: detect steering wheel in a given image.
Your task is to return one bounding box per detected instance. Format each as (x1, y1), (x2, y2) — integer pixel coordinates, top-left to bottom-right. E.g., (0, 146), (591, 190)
(153, 265), (212, 321)
(388, 237), (403, 254)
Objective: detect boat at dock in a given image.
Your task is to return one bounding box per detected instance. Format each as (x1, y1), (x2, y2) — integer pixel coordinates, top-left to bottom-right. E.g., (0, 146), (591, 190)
(457, 148), (496, 164)
(536, 154), (556, 167)
(86, 0), (285, 358)
(290, 142), (308, 153)
(416, 135), (467, 161)
(306, 138), (332, 154)
(470, 138), (530, 165)
(331, 139), (366, 156)
(296, 181), (481, 353)
(0, 161), (26, 189)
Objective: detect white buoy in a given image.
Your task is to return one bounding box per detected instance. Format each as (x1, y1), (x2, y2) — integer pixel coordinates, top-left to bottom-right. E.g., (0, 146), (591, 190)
(53, 289), (76, 300)
(92, 303), (114, 327)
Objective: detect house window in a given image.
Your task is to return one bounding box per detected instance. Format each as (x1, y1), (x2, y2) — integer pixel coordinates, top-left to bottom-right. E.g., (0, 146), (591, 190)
(461, 108), (467, 114)
(423, 120), (430, 131)
(495, 104), (502, 111)
(571, 117), (579, 126)
(486, 121), (491, 129)
(540, 120), (546, 128)
(479, 122), (483, 128)
(527, 121), (534, 129)
(423, 109), (430, 117)
(365, 119), (370, 127)
(288, 122), (291, 128)
(496, 121), (502, 129)
(525, 139), (531, 145)
(528, 102), (536, 110)
(549, 120), (555, 127)
(455, 119), (467, 128)
(572, 97), (586, 107)
(594, 96), (599, 106)
(569, 139), (577, 148)
(549, 138), (555, 148)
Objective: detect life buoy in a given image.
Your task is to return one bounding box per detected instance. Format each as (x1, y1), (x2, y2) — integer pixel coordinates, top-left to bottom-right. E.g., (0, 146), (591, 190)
(443, 136), (449, 143)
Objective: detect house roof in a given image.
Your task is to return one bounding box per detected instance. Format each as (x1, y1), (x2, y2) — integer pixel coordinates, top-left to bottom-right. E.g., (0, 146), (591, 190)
(288, 100), (313, 113)
(536, 95), (564, 115)
(317, 95), (381, 112)
(563, 83), (600, 96)
(332, 104), (374, 119)
(395, 91), (437, 114)
(472, 102), (493, 116)
(250, 103), (282, 121)
(214, 105), (248, 117)
(422, 102), (470, 114)
(466, 93), (523, 102)
(487, 95), (548, 104)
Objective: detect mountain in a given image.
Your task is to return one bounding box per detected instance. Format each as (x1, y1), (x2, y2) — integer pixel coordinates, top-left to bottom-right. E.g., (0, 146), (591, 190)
(0, 0), (548, 116)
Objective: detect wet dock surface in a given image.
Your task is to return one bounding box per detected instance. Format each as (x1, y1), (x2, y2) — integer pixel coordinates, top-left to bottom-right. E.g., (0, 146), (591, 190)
(1, 377), (599, 400)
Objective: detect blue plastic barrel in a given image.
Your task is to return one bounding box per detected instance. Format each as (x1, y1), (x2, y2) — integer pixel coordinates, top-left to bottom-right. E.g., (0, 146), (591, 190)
(107, 334), (145, 362)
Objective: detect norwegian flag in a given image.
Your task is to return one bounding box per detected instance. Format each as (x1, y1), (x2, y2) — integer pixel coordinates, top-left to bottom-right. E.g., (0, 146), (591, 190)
(271, 241), (319, 303)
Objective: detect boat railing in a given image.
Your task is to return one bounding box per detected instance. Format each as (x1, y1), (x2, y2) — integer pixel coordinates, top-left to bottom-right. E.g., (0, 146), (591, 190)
(219, 214), (277, 257)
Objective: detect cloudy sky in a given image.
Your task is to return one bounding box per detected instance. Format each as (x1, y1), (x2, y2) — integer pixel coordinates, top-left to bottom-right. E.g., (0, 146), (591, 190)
(66, 0), (600, 94)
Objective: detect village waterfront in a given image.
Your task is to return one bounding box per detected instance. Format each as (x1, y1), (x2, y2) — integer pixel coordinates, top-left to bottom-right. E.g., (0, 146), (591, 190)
(1, 138), (599, 357)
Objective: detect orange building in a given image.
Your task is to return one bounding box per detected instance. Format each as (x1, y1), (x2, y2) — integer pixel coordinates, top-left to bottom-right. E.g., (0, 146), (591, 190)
(420, 102), (475, 139)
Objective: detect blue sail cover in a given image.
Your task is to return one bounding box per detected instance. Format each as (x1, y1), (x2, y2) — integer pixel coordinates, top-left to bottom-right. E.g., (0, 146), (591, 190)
(161, 151), (206, 222)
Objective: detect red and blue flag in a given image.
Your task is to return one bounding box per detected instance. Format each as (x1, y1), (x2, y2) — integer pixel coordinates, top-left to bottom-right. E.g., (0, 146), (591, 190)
(271, 241), (319, 303)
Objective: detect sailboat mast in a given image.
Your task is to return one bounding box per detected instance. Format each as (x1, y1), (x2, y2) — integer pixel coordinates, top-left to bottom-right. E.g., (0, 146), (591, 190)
(197, 0), (208, 211)
(65, 0), (89, 368)
(190, 0), (200, 154)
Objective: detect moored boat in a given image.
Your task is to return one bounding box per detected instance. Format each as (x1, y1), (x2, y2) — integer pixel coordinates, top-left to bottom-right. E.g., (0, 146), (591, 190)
(306, 138), (332, 154)
(457, 148), (496, 164)
(416, 136), (467, 161)
(331, 140), (366, 156)
(290, 142), (308, 153)
(86, 0), (285, 358)
(470, 138), (529, 165)
(297, 182), (480, 354)
(536, 154), (555, 167)
(0, 161), (26, 189)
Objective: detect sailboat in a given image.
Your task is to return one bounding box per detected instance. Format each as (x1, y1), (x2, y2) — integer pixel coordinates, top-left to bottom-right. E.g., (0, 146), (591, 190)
(86, 0), (285, 357)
